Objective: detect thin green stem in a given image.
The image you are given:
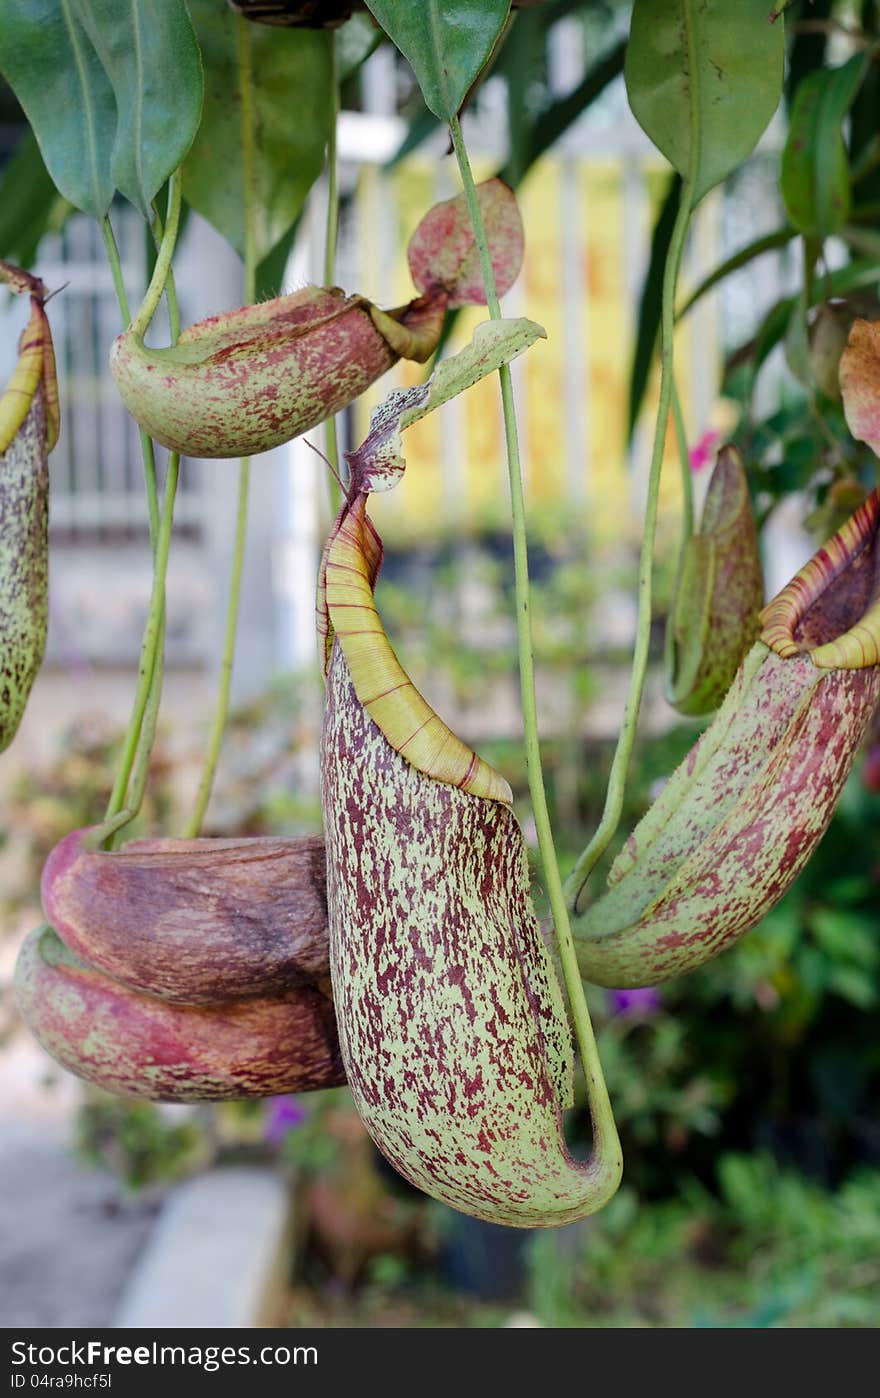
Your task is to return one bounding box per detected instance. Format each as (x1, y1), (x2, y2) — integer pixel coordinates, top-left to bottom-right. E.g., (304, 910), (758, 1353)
(103, 196), (186, 844)
(671, 377), (693, 543)
(151, 200), (182, 343)
(184, 15), (256, 837)
(565, 184), (693, 916)
(102, 215), (160, 545)
(184, 460), (250, 837)
(131, 173), (182, 340)
(322, 31), (343, 507)
(96, 183), (185, 846)
(100, 451), (180, 838)
(101, 216), (131, 322)
(449, 114), (621, 1198)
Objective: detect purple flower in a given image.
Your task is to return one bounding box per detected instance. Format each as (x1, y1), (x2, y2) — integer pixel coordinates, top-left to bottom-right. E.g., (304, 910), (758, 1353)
(264, 1095), (308, 1145)
(689, 429), (721, 473)
(608, 986), (661, 1018)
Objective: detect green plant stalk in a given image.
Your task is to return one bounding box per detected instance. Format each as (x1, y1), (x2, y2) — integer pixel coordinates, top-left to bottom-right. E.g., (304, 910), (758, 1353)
(131, 173), (182, 340)
(322, 31), (343, 508)
(184, 15), (257, 837)
(98, 187), (184, 842)
(152, 202), (183, 346)
(671, 377), (693, 543)
(565, 184), (693, 915)
(184, 458), (250, 836)
(101, 450), (180, 835)
(449, 114), (621, 1194)
(101, 218), (160, 548)
(94, 603), (166, 848)
(106, 198), (187, 846)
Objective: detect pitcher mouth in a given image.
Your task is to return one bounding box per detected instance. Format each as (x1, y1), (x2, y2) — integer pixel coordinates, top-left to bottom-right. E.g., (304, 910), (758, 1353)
(760, 489), (880, 669)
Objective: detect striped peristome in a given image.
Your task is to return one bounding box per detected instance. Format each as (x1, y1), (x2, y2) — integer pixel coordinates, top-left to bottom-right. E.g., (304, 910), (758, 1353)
(760, 488), (880, 669)
(321, 491), (513, 805)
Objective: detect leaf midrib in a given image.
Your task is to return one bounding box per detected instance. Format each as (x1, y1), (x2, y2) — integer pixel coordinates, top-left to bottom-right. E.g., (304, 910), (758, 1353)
(60, 0), (106, 215)
(130, 0), (146, 212)
(426, 0), (450, 117)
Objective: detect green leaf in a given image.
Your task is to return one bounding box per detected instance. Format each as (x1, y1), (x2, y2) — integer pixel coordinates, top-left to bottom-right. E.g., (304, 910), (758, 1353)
(255, 219), (300, 302)
(338, 10), (383, 82)
(364, 0), (511, 120)
(0, 1), (202, 221)
(347, 317), (545, 492)
(625, 0), (784, 207)
(811, 907), (879, 969)
(0, 0), (116, 217)
(627, 174), (681, 442)
(0, 130), (71, 267)
(784, 0), (831, 108)
(499, 37), (626, 188)
(677, 228), (797, 321)
(849, 29), (880, 204)
(736, 259), (880, 392)
(384, 106), (444, 170)
(72, 0), (203, 218)
(781, 54), (869, 237)
(828, 964), (877, 1010)
(183, 3), (333, 262)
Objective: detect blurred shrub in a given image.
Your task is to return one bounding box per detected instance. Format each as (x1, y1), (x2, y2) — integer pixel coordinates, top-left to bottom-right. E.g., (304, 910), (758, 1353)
(525, 1157), (880, 1327)
(1, 715), (176, 919)
(75, 1094), (209, 1191)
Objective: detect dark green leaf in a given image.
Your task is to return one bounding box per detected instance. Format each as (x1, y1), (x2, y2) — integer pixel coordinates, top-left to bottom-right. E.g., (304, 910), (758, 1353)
(0, 0), (116, 217)
(0, 130), (71, 266)
(828, 965), (877, 1010)
(730, 259), (880, 392)
(677, 228), (797, 321)
(784, 0), (831, 109)
(498, 38), (626, 187)
(850, 133), (880, 185)
(625, 0), (784, 207)
(72, 0), (203, 218)
(783, 283), (811, 388)
(781, 55), (868, 237)
(338, 10), (383, 81)
(495, 1), (536, 189)
(364, 1), (511, 120)
(385, 106), (444, 170)
(849, 24), (880, 203)
(255, 219), (301, 301)
(841, 224), (880, 260)
(811, 907), (879, 969)
(183, 3), (333, 262)
(627, 174), (681, 442)
(144, 189), (191, 285)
